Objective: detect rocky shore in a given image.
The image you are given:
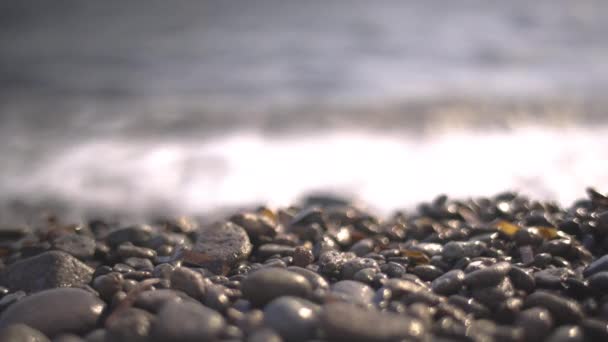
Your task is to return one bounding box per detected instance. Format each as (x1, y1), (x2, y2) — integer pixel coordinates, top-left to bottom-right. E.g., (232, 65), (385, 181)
(1, 189), (608, 341)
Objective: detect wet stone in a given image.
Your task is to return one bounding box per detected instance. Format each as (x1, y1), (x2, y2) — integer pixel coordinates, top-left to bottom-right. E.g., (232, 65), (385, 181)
(321, 302), (427, 342)
(116, 244), (157, 260)
(509, 266), (536, 293)
(92, 272), (123, 301)
(52, 234), (96, 260)
(317, 251), (354, 277)
(0, 251), (93, 293)
(412, 264), (444, 281)
(106, 307), (154, 342)
(524, 290), (584, 324)
(106, 225), (153, 248)
(186, 221), (252, 275)
(442, 241), (486, 260)
(242, 268), (312, 306)
(134, 289), (194, 313)
(464, 261), (511, 288)
(286, 266), (329, 291)
(0, 324), (50, 342)
(330, 280), (374, 307)
(264, 296), (319, 342)
(0, 288), (105, 337)
(292, 246), (314, 267)
(431, 270), (465, 295)
(257, 244), (295, 258)
(516, 307), (554, 340)
(546, 325), (584, 342)
(124, 257), (154, 271)
(341, 258), (379, 280)
(150, 301), (226, 342)
(583, 254), (608, 278)
(472, 277), (514, 309)
(170, 267), (207, 300)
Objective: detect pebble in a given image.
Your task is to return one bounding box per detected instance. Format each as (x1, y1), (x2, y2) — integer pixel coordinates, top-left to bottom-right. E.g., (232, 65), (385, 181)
(508, 266), (536, 293)
(53, 333), (85, 342)
(170, 267), (207, 300)
(263, 296), (319, 342)
(242, 268), (312, 306)
(524, 290), (584, 324)
(442, 241), (486, 260)
(52, 234), (96, 260)
(0, 251), (93, 293)
(134, 289), (193, 312)
(116, 244), (157, 260)
(150, 301), (226, 342)
(106, 225), (153, 248)
(106, 307), (154, 342)
(92, 272), (123, 301)
(341, 258), (379, 280)
(412, 264), (444, 281)
(464, 261), (511, 288)
(320, 302), (427, 342)
(187, 221), (252, 275)
(546, 325), (584, 342)
(246, 328), (283, 342)
(516, 307), (554, 340)
(584, 254), (608, 278)
(329, 280), (374, 307)
(286, 266), (329, 291)
(431, 270), (465, 295)
(472, 277), (514, 309)
(0, 288), (105, 337)
(0, 324), (50, 342)
(292, 247), (314, 267)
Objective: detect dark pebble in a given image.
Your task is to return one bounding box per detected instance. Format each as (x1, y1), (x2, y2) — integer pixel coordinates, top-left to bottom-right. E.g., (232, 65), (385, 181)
(472, 277), (514, 309)
(341, 258), (379, 280)
(286, 266), (329, 291)
(92, 272), (123, 301)
(329, 280), (374, 307)
(516, 307), (554, 340)
(464, 261), (511, 288)
(53, 333), (84, 342)
(546, 325), (584, 342)
(431, 270), (465, 295)
(134, 289), (193, 313)
(584, 255), (608, 278)
(105, 307), (154, 342)
(0, 251), (93, 293)
(524, 290), (584, 324)
(116, 244), (157, 260)
(292, 247), (314, 267)
(52, 234), (96, 260)
(442, 241), (486, 260)
(187, 221), (252, 275)
(0, 288), (105, 337)
(242, 268), (312, 306)
(106, 225), (153, 248)
(412, 264), (444, 281)
(257, 244), (295, 258)
(509, 266), (536, 293)
(0, 324), (50, 342)
(170, 267), (207, 300)
(150, 301), (226, 342)
(263, 296), (319, 342)
(320, 302), (427, 342)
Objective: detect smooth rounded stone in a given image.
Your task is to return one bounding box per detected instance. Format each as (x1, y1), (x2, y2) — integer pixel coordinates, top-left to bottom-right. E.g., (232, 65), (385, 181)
(82, 329), (105, 342)
(53, 333), (85, 342)
(124, 257), (154, 271)
(329, 280), (374, 307)
(286, 267), (329, 291)
(353, 268), (379, 285)
(242, 268), (312, 306)
(588, 271), (608, 292)
(493, 297), (523, 323)
(105, 307), (154, 342)
(292, 247), (314, 267)
(263, 296), (319, 342)
(524, 290), (584, 324)
(463, 258), (495, 273)
(0, 324), (50, 342)
(0, 288), (105, 337)
(152, 263), (175, 279)
(546, 325), (584, 342)
(0, 225), (30, 240)
(580, 318), (608, 340)
(320, 302), (427, 342)
(204, 284), (231, 312)
(349, 239), (375, 257)
(134, 289), (194, 313)
(92, 272), (123, 301)
(52, 234), (96, 260)
(515, 307), (553, 341)
(411, 242), (443, 256)
(186, 221), (252, 275)
(442, 241), (486, 260)
(412, 265), (444, 281)
(472, 277), (514, 309)
(106, 225), (153, 248)
(0, 251), (93, 293)
(583, 255), (608, 278)
(431, 270), (465, 295)
(116, 244), (157, 260)
(170, 267), (206, 300)
(0, 290), (25, 311)
(464, 261), (511, 288)
(341, 258), (379, 280)
(150, 301), (226, 342)
(317, 251), (355, 277)
(448, 295), (490, 318)
(257, 244), (296, 259)
(508, 266), (536, 293)
(246, 328), (283, 342)
(380, 262), (406, 278)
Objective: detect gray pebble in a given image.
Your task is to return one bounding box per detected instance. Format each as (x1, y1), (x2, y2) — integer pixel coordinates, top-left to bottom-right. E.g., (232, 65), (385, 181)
(320, 302), (427, 342)
(0, 324), (50, 342)
(431, 270), (465, 295)
(330, 280), (374, 307)
(106, 225), (153, 248)
(150, 301), (226, 342)
(264, 296), (319, 342)
(117, 244), (157, 260)
(52, 235), (96, 260)
(546, 325), (584, 342)
(0, 251), (93, 293)
(0, 288), (105, 337)
(246, 328), (283, 342)
(286, 267), (329, 291)
(106, 307), (154, 342)
(242, 268), (312, 306)
(92, 272), (123, 301)
(170, 267), (206, 300)
(134, 289), (193, 313)
(583, 254), (608, 278)
(341, 258), (379, 280)
(516, 307), (553, 340)
(442, 241), (486, 260)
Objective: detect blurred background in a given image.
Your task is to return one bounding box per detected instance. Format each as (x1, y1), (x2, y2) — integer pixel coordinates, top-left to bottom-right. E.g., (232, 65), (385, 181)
(1, 0), (608, 220)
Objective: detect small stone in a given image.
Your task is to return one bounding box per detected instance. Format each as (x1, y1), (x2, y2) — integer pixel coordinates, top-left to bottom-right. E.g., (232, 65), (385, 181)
(286, 266), (329, 291)
(184, 221), (252, 275)
(116, 244), (157, 260)
(472, 277), (514, 309)
(320, 302), (427, 342)
(242, 268), (312, 306)
(588, 271), (608, 292)
(106, 308), (154, 342)
(292, 247), (314, 267)
(464, 262), (510, 288)
(524, 290), (584, 324)
(546, 325), (584, 342)
(92, 272), (123, 301)
(53, 333), (84, 342)
(431, 270), (465, 295)
(0, 324), (50, 342)
(246, 328), (283, 342)
(509, 266), (536, 293)
(52, 235), (96, 259)
(124, 257), (154, 271)
(204, 284), (231, 312)
(412, 265), (444, 281)
(341, 258), (379, 280)
(83, 329), (106, 342)
(106, 225), (153, 248)
(442, 241), (486, 260)
(134, 289), (193, 313)
(318, 251), (354, 277)
(0, 288), (105, 337)
(0, 251), (93, 293)
(264, 296), (319, 342)
(150, 301), (226, 342)
(516, 307), (553, 340)
(329, 280), (374, 307)
(0, 291), (25, 311)
(170, 267), (206, 300)
(583, 254), (608, 278)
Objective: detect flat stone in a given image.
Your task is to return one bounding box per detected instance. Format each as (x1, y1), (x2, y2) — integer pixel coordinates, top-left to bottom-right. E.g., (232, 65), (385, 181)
(264, 296), (319, 342)
(183, 221), (252, 275)
(0, 288), (105, 337)
(0, 251), (93, 293)
(52, 234), (96, 260)
(0, 324), (50, 342)
(150, 301), (225, 342)
(320, 302), (427, 342)
(242, 268), (312, 306)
